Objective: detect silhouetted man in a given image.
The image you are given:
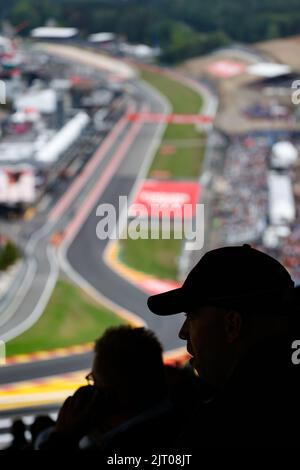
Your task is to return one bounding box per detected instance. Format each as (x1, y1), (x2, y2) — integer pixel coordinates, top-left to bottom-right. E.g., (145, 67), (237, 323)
(148, 244), (300, 448)
(4, 419), (30, 451)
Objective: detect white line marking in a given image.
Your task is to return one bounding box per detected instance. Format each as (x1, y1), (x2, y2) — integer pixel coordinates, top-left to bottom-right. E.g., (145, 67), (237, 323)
(1, 245), (59, 342)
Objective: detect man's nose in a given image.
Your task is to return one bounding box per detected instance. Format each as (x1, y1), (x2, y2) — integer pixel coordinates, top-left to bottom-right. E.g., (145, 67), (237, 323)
(179, 318), (188, 341)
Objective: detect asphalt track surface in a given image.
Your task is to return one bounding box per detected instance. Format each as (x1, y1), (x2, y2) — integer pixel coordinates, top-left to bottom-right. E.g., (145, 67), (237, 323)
(0, 79), (184, 386)
(67, 81), (184, 349)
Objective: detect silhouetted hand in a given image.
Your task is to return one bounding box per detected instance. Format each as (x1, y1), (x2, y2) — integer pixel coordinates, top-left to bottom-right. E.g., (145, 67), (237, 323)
(55, 386), (100, 441)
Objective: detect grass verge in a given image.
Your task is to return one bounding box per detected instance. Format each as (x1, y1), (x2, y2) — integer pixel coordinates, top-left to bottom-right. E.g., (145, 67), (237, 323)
(119, 232), (182, 280)
(141, 69), (205, 179)
(6, 279), (125, 357)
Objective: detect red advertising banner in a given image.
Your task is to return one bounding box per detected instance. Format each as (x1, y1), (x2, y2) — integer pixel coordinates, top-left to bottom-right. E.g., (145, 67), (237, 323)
(129, 180), (201, 217)
(207, 60), (245, 78)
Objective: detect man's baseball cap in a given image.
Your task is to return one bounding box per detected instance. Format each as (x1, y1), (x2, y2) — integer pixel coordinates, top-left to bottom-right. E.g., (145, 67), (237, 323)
(147, 244), (295, 316)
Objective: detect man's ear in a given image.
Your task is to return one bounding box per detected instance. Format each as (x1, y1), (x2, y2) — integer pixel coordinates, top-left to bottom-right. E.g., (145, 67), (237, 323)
(224, 310), (242, 343)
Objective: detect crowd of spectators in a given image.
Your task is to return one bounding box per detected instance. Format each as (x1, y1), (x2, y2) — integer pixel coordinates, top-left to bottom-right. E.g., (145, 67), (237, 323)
(244, 102), (290, 121)
(278, 158), (300, 283)
(211, 132), (300, 284)
(212, 135), (268, 244)
(4, 415), (55, 451)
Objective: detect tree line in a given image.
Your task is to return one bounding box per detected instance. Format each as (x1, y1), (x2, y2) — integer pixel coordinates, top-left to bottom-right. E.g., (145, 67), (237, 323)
(1, 0), (300, 62)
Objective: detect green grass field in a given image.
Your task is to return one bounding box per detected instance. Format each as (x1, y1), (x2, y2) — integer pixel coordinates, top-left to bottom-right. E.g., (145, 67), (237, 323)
(119, 68), (205, 280)
(120, 232), (182, 280)
(149, 144), (205, 179)
(141, 69), (205, 179)
(6, 279), (125, 357)
(141, 70), (203, 114)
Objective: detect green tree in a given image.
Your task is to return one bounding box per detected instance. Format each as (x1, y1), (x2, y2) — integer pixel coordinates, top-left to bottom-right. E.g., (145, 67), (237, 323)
(0, 241), (21, 271)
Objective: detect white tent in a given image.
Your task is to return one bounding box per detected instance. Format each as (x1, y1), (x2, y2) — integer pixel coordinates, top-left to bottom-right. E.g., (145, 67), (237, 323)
(30, 27), (78, 39)
(0, 142), (34, 162)
(36, 111), (90, 164)
(88, 32), (116, 43)
(268, 171), (295, 225)
(14, 89), (57, 114)
(263, 225), (291, 249)
(271, 141), (298, 169)
(247, 63), (291, 78)
(119, 42), (160, 59)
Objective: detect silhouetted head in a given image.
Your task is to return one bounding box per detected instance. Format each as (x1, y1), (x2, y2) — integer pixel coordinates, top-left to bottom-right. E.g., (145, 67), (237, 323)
(148, 244), (295, 388)
(92, 326), (167, 412)
(11, 419), (26, 439)
(30, 415), (55, 445)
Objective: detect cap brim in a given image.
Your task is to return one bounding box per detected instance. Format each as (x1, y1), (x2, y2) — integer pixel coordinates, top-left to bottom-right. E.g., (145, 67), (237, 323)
(147, 287), (188, 316)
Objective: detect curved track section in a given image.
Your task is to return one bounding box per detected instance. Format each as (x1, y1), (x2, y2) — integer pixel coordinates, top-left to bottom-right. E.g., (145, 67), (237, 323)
(0, 80), (183, 385)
